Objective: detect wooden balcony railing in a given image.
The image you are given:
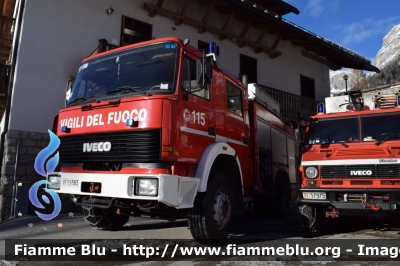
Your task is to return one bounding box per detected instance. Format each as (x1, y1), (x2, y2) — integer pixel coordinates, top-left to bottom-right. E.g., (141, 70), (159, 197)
(0, 16), (14, 41)
(257, 84), (321, 122)
(88, 39), (119, 57)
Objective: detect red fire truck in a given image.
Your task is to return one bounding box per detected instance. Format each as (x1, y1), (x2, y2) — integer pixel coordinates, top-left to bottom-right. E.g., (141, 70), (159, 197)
(48, 37), (297, 243)
(297, 91), (400, 234)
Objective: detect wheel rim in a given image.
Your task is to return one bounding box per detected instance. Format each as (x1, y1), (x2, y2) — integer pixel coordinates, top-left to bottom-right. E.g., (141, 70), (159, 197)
(213, 189), (231, 229)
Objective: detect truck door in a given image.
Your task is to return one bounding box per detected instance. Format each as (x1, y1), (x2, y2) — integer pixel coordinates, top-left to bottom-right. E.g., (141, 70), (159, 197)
(225, 81), (251, 187)
(211, 71), (227, 143)
(178, 57), (215, 160)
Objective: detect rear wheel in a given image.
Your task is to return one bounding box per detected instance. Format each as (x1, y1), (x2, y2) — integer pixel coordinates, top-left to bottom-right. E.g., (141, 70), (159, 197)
(254, 174), (291, 218)
(270, 174), (291, 218)
(188, 173), (233, 244)
(299, 204), (324, 235)
(83, 206), (129, 231)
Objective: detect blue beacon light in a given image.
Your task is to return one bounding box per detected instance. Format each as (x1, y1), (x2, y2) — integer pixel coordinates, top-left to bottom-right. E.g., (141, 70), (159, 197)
(317, 103), (325, 114)
(126, 119), (135, 127)
(397, 95), (400, 107)
(208, 42), (217, 54)
(61, 126), (70, 133)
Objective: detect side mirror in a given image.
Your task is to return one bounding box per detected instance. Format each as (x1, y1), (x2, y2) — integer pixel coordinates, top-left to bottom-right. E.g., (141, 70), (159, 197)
(196, 56), (212, 86)
(65, 77), (75, 106)
(297, 114), (311, 144)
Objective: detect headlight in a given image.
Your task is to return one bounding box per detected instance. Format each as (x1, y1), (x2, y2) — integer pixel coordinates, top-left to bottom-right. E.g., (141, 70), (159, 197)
(305, 166), (318, 179)
(48, 175), (61, 190)
(135, 179), (158, 196)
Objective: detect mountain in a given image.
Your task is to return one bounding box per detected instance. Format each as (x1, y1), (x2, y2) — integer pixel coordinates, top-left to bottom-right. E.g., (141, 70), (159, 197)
(329, 69), (366, 96)
(375, 24), (400, 69)
(329, 24), (400, 95)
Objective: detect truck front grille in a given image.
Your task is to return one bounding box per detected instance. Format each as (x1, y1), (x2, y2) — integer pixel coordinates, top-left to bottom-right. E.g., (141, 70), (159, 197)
(321, 165), (400, 178)
(58, 130), (161, 163)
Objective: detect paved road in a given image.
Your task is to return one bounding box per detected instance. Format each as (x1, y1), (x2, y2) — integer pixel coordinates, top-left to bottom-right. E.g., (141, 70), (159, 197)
(1, 203), (400, 265)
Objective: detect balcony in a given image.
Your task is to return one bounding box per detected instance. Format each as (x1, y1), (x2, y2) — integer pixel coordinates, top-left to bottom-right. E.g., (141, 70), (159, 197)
(0, 16), (14, 64)
(88, 39), (118, 57)
(257, 84), (320, 122)
(0, 16), (14, 119)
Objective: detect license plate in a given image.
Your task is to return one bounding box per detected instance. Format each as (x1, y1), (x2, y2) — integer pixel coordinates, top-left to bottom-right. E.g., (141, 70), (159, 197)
(303, 192), (326, 199)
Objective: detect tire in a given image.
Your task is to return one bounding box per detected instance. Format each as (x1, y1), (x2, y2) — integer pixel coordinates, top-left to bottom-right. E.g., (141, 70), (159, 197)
(254, 174), (291, 218)
(83, 206), (129, 231)
(188, 173), (233, 245)
(298, 204), (324, 235)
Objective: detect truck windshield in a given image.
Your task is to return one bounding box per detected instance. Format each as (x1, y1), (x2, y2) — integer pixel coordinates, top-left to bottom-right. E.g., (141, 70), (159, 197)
(361, 113), (400, 142)
(67, 42), (178, 105)
(308, 117), (359, 144)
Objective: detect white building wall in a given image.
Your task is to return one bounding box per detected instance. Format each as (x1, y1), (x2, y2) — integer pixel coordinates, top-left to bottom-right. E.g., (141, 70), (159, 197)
(9, 0), (329, 133)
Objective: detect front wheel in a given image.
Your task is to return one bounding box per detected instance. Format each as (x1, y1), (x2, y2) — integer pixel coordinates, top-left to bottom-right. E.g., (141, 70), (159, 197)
(83, 206), (129, 231)
(298, 204), (324, 235)
(188, 173), (233, 244)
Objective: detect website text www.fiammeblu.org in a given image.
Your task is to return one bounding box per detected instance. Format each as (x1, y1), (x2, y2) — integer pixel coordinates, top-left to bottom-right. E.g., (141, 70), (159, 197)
(7, 240), (400, 261)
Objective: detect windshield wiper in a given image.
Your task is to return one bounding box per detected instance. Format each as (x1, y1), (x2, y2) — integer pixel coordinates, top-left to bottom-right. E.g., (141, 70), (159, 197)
(375, 133), (400, 146)
(337, 141), (349, 148)
(106, 86), (152, 96)
(67, 95), (94, 105)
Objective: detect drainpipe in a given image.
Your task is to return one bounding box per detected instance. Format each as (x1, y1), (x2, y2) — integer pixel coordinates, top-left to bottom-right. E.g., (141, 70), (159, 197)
(0, 0), (25, 175)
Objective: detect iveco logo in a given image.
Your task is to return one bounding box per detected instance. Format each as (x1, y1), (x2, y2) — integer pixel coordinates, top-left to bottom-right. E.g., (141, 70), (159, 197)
(350, 170), (372, 176)
(83, 142), (112, 152)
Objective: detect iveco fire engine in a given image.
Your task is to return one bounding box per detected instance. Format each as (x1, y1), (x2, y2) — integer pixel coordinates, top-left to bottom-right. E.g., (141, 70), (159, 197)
(297, 89), (400, 234)
(48, 37), (297, 243)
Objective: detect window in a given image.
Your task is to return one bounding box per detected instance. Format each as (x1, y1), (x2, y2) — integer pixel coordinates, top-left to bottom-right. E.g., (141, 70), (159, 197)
(300, 75), (315, 100)
(361, 113), (400, 142)
(68, 42), (178, 105)
(181, 57), (210, 99)
(226, 82), (242, 116)
(240, 54), (257, 83)
(308, 117), (359, 144)
(198, 40), (219, 56)
(120, 16), (152, 46)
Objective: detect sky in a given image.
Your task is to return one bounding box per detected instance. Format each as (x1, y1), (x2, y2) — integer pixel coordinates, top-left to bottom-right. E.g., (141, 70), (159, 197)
(283, 0), (400, 67)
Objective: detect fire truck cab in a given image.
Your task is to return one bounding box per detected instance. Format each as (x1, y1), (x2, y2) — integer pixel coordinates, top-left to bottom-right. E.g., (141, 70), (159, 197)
(297, 90), (400, 234)
(48, 37), (297, 243)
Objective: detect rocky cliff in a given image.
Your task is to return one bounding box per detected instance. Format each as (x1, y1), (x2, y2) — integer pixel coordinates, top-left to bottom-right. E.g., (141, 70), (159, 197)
(329, 24), (400, 95)
(376, 24), (400, 69)
(329, 69), (366, 96)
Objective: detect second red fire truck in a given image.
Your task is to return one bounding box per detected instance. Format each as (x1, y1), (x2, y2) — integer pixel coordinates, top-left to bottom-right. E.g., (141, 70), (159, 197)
(297, 90), (400, 234)
(48, 37), (297, 243)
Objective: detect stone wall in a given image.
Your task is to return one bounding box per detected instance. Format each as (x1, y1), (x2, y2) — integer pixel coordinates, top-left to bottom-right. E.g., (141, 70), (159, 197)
(0, 129), (50, 221)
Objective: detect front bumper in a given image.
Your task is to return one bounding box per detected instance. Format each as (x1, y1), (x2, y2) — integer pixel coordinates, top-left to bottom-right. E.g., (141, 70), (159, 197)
(47, 172), (199, 209)
(297, 188), (400, 216)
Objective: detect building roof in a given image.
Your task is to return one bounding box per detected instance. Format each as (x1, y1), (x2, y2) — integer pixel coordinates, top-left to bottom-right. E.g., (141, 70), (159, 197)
(145, 0), (380, 73)
(228, 0), (379, 72)
(227, 0), (300, 16)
